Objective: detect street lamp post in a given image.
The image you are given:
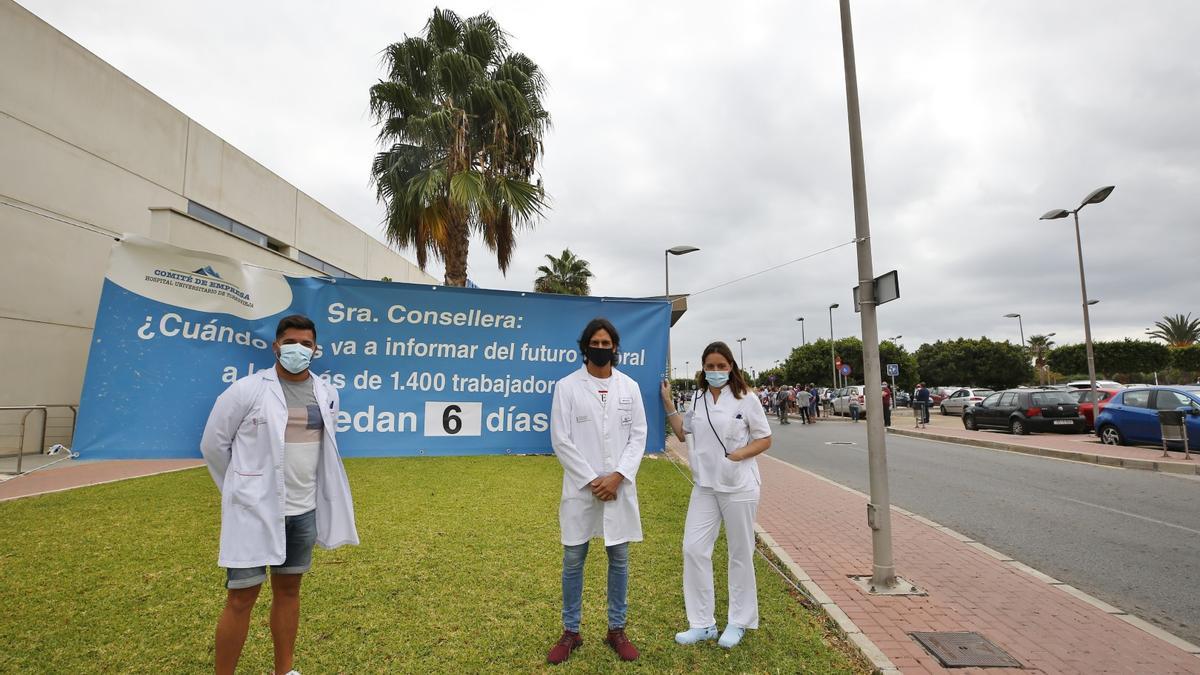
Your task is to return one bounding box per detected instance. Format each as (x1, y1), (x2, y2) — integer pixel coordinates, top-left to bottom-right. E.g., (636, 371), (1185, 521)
(665, 245), (700, 378)
(797, 317), (806, 345)
(828, 304), (839, 388)
(736, 337), (747, 371)
(1003, 313), (1026, 350)
(1041, 185), (1115, 430)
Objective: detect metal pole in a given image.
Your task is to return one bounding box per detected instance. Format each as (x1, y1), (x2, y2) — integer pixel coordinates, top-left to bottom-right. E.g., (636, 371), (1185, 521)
(1017, 315), (1026, 350)
(1073, 210), (1099, 431)
(839, 0), (896, 589)
(829, 307), (837, 387)
(665, 250), (671, 378)
(801, 320), (806, 345)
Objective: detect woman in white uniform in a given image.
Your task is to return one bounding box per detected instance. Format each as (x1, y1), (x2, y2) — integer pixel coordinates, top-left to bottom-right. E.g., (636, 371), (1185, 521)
(660, 341), (771, 649)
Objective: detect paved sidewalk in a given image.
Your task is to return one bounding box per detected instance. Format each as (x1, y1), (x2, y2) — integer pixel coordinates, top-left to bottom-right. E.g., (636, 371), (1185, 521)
(887, 409), (1199, 475)
(0, 459), (203, 501)
(735, 430), (1200, 674)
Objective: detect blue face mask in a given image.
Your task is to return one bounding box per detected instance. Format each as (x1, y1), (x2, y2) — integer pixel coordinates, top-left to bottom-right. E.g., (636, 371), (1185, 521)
(278, 343), (314, 374)
(705, 370), (730, 388)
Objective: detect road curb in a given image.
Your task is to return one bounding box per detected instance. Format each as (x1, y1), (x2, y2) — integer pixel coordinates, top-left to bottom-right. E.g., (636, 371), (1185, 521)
(885, 427), (1200, 475)
(758, 455), (1200, 667)
(755, 525), (900, 675)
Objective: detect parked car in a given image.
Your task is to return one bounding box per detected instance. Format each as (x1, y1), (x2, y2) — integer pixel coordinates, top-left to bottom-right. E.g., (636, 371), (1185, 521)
(962, 389), (1086, 435)
(832, 385), (868, 418)
(1094, 386), (1200, 447)
(894, 390), (912, 407)
(1071, 388), (1120, 430)
(940, 388), (995, 416)
(1065, 379), (1124, 390)
(930, 386), (962, 406)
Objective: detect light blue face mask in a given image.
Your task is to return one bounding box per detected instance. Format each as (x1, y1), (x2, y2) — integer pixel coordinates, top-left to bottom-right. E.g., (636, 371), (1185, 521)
(705, 370), (730, 388)
(278, 343), (314, 374)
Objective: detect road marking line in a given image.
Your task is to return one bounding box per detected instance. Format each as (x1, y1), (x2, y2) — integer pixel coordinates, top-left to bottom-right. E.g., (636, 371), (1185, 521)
(1058, 496), (1200, 536)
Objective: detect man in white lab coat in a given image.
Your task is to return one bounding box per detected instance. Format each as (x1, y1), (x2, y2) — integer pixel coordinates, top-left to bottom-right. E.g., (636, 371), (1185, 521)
(546, 318), (647, 664)
(201, 314), (358, 675)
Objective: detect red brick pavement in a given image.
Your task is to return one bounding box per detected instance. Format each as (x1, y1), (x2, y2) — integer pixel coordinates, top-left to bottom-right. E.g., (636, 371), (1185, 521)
(0, 459), (203, 501)
(755, 453), (1200, 674)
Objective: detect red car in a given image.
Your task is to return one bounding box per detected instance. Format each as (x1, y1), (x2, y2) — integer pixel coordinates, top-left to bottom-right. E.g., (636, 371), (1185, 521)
(1073, 388), (1119, 429)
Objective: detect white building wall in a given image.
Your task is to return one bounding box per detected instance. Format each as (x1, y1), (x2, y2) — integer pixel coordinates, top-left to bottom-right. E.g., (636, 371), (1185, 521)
(0, 0), (436, 452)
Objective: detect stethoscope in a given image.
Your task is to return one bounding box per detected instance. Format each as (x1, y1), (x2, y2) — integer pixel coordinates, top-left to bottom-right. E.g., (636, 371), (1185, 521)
(699, 388), (731, 457)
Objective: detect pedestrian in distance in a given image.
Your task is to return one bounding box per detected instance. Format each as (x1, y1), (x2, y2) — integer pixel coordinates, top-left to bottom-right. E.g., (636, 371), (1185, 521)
(776, 387), (790, 424)
(881, 382), (892, 427)
(808, 384), (820, 421)
(795, 386), (812, 424)
(914, 382), (931, 427)
(547, 318), (646, 664)
(200, 314), (359, 675)
(848, 391), (861, 422)
(660, 341), (772, 650)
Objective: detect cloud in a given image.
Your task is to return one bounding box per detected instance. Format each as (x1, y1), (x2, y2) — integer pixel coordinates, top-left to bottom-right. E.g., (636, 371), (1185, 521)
(21, 0), (1200, 379)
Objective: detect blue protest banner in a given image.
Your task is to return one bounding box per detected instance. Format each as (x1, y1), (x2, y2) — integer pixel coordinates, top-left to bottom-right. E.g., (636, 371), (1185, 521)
(74, 236), (670, 459)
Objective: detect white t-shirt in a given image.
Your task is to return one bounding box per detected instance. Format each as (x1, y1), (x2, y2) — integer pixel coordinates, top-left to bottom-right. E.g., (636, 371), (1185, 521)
(683, 387), (771, 492)
(279, 376), (322, 515)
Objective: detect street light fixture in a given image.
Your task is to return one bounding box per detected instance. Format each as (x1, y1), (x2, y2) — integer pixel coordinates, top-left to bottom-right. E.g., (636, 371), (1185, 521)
(828, 304), (839, 388)
(1041, 185), (1115, 426)
(1087, 299), (1099, 306)
(664, 245), (700, 376)
(1003, 313), (1025, 349)
(796, 317), (806, 345)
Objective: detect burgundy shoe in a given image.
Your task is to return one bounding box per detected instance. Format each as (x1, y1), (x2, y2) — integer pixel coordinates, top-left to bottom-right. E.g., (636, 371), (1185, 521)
(547, 630), (582, 664)
(605, 628), (639, 661)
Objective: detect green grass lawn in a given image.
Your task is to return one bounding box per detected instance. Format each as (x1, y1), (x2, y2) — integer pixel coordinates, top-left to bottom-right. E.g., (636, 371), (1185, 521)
(0, 455), (867, 673)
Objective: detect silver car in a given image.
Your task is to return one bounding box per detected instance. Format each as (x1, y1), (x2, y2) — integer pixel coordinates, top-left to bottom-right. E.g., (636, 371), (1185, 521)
(940, 388), (995, 415)
(833, 385), (869, 418)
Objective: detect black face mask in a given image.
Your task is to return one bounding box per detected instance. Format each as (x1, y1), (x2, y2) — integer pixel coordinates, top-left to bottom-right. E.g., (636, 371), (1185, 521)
(585, 346), (615, 367)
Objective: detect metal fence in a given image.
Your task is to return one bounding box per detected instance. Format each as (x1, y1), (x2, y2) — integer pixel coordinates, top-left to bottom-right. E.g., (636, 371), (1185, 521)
(0, 404), (77, 474)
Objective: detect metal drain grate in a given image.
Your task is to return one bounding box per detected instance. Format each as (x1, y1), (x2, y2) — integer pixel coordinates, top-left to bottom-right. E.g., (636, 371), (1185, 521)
(825, 441), (856, 446)
(910, 632), (1022, 668)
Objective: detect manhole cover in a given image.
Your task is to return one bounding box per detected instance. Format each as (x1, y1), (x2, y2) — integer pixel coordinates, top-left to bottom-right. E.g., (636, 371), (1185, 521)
(910, 632), (1021, 668)
(824, 441), (856, 446)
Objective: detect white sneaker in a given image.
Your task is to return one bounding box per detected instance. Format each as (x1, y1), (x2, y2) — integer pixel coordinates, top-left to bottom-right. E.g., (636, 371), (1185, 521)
(718, 625), (745, 649)
(674, 625), (718, 645)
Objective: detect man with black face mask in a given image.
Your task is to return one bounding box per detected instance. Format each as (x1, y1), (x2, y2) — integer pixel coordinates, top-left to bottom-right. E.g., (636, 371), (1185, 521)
(546, 317), (647, 664)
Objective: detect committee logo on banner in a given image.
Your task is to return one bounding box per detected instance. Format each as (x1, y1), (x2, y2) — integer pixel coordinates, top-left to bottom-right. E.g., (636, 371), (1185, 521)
(106, 235), (292, 319)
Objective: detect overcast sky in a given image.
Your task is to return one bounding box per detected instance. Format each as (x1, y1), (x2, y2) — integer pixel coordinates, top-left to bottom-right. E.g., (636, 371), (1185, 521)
(23, 0), (1200, 377)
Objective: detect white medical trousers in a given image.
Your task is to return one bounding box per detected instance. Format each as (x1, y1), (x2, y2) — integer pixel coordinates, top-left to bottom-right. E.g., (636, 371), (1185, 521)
(682, 484), (760, 629)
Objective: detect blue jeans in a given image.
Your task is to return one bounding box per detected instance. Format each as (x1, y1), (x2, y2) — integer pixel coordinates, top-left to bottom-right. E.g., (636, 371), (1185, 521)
(850, 405), (860, 422)
(561, 541), (629, 631)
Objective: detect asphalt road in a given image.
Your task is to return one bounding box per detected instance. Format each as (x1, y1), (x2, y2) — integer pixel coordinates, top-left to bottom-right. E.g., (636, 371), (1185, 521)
(765, 418), (1200, 645)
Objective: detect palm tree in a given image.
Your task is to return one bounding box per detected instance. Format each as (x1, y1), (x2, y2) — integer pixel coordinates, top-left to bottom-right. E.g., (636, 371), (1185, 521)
(1026, 334), (1056, 384)
(369, 8), (550, 286)
(1148, 314), (1200, 347)
(534, 249), (593, 295)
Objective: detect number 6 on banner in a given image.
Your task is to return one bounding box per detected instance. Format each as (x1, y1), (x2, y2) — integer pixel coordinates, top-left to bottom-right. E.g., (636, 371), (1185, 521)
(423, 402), (483, 437)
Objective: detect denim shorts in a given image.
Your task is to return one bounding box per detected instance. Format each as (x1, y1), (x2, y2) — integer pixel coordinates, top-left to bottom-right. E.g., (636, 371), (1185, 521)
(225, 509), (317, 589)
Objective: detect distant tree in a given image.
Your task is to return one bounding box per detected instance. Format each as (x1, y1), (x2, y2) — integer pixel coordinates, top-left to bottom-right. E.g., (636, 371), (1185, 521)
(369, 8), (550, 286)
(915, 338), (1031, 389)
(1147, 313), (1200, 347)
(1169, 345), (1200, 376)
(533, 248), (592, 295)
(1046, 340), (1170, 379)
(780, 338), (918, 390)
(1026, 334), (1056, 384)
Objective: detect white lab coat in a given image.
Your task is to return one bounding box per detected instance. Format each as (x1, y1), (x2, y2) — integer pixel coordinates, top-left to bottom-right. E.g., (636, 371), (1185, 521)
(683, 388), (770, 492)
(201, 368), (359, 568)
(550, 366), (647, 547)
